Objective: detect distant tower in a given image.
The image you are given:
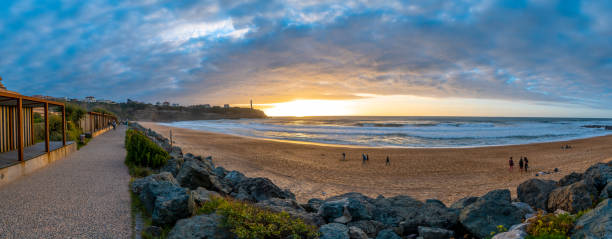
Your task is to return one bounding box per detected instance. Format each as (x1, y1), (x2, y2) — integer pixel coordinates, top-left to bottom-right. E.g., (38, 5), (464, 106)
(0, 76), (6, 90)
(250, 99), (253, 110)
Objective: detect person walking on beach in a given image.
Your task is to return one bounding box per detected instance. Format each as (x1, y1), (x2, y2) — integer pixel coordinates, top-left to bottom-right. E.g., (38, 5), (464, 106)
(342, 152), (346, 161)
(509, 157), (514, 171)
(386, 156), (390, 166)
(362, 154), (366, 164)
(366, 154), (370, 162)
(524, 157), (529, 172)
(519, 157), (524, 171)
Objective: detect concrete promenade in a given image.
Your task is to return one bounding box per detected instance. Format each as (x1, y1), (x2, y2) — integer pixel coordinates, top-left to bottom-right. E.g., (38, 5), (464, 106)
(0, 126), (131, 238)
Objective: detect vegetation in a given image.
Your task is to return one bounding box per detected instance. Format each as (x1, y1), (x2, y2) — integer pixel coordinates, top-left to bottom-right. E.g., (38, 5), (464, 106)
(125, 129), (169, 169)
(197, 196), (319, 239)
(32, 104), (88, 147)
(525, 210), (590, 239)
(486, 225), (508, 239)
(92, 107), (116, 117)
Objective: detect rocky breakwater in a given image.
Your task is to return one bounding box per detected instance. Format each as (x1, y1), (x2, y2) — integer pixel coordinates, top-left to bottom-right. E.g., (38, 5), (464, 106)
(129, 123), (612, 239)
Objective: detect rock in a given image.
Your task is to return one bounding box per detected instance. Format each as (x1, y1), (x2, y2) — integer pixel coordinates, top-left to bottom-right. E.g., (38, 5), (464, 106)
(376, 229), (402, 239)
(347, 220), (386, 238)
(256, 198), (326, 226)
(176, 158), (219, 190)
(190, 187), (220, 207)
(324, 193), (374, 222)
(160, 157), (183, 177)
(348, 226), (369, 239)
(372, 195), (424, 227)
(547, 181), (597, 213)
(333, 205), (353, 224)
(224, 170), (247, 188)
(168, 213), (234, 239)
(320, 223), (350, 239)
(232, 177), (295, 202)
(131, 172), (179, 195)
(319, 198), (349, 222)
(151, 186), (195, 226)
(144, 226), (163, 238)
(559, 172), (583, 187)
(491, 222), (528, 239)
(511, 202), (535, 220)
(417, 226), (454, 239)
(303, 198), (324, 213)
(583, 163), (612, 191)
(517, 179), (557, 210)
(600, 182), (612, 199)
(213, 166), (228, 178)
(572, 199), (612, 239)
(459, 189), (524, 239)
(450, 196), (478, 210)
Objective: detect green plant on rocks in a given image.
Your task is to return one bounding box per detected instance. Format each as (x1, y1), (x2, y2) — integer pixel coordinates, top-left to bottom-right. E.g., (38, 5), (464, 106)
(197, 196), (319, 239)
(525, 210), (583, 239)
(125, 129), (169, 169)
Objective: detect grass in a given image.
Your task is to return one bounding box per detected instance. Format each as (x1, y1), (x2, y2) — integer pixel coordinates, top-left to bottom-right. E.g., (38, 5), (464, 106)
(524, 209), (592, 239)
(197, 196), (319, 239)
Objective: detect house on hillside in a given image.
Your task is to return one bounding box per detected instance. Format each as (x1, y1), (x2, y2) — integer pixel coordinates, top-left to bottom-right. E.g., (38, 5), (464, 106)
(162, 101), (170, 106)
(85, 96), (96, 103)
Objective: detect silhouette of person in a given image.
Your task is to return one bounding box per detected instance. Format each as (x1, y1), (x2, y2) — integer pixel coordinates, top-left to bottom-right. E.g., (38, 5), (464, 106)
(386, 156), (390, 166)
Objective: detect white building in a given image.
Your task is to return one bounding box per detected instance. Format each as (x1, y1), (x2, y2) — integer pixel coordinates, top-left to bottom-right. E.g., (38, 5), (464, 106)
(85, 96), (96, 103)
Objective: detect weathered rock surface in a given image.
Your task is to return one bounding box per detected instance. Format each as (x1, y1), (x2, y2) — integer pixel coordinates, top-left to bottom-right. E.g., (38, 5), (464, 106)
(348, 226), (369, 239)
(511, 202), (535, 220)
(190, 187), (220, 207)
(231, 177), (295, 202)
(491, 222), (528, 239)
(547, 181), (597, 213)
(418, 226), (454, 239)
(132, 173), (194, 226)
(167, 213), (234, 239)
(376, 229), (402, 239)
(459, 189), (524, 239)
(320, 223), (350, 239)
(583, 163), (612, 191)
(303, 198), (324, 213)
(176, 158), (225, 192)
(257, 198), (325, 226)
(450, 196), (478, 210)
(571, 199), (612, 239)
(517, 179), (557, 210)
(347, 220), (386, 238)
(131, 172), (178, 195)
(600, 182), (612, 199)
(161, 157), (184, 177)
(559, 172), (583, 187)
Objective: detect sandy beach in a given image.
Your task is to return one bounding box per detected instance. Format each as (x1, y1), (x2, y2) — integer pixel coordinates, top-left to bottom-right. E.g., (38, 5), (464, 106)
(140, 122), (612, 204)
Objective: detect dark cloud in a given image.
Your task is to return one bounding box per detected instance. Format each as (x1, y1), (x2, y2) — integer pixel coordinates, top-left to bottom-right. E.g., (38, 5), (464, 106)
(0, 0), (611, 112)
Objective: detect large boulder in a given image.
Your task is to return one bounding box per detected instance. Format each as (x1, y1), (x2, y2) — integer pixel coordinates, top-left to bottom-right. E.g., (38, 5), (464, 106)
(319, 193), (376, 223)
(224, 170), (247, 188)
(583, 163), (612, 191)
(303, 198), (324, 213)
(151, 186), (195, 226)
(376, 229), (401, 239)
(257, 198), (325, 226)
(459, 189), (524, 239)
(190, 187), (220, 207)
(547, 181), (597, 214)
(348, 226), (369, 239)
(571, 199), (612, 239)
(491, 223), (528, 239)
(167, 213), (234, 239)
(559, 172), (583, 187)
(231, 177), (295, 202)
(600, 182), (612, 199)
(372, 195), (424, 227)
(320, 223), (350, 239)
(517, 179), (557, 210)
(418, 226), (454, 239)
(319, 198), (349, 222)
(176, 158), (224, 191)
(347, 220), (386, 238)
(160, 157), (184, 177)
(131, 172), (178, 195)
(450, 196), (478, 210)
(511, 202), (535, 220)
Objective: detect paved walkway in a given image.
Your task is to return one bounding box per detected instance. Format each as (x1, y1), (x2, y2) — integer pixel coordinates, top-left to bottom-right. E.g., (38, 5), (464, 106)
(0, 126), (131, 238)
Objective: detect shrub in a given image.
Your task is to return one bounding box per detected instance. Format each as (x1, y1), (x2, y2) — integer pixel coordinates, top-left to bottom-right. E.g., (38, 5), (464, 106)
(526, 211), (576, 239)
(125, 129), (169, 169)
(198, 196), (319, 239)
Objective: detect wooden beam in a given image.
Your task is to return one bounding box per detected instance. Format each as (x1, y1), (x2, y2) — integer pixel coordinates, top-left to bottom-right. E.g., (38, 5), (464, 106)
(30, 107), (34, 145)
(62, 106), (66, 146)
(17, 98), (23, 162)
(45, 103), (49, 152)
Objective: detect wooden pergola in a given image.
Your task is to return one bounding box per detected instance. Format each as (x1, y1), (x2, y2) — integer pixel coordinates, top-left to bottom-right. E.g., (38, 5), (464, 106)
(80, 111), (117, 135)
(0, 90), (66, 162)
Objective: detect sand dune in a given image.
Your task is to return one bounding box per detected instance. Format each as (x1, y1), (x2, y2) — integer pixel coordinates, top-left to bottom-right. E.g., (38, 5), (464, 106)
(140, 122), (612, 204)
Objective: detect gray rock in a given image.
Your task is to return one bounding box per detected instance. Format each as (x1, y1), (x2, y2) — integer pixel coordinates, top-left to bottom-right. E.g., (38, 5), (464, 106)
(190, 187), (220, 207)
(256, 198), (325, 226)
(303, 198), (324, 213)
(571, 199), (612, 239)
(417, 226), (454, 239)
(213, 166), (228, 178)
(547, 181), (597, 213)
(492, 222), (528, 239)
(372, 195), (424, 227)
(450, 196), (478, 210)
(324, 193), (375, 221)
(376, 229), (401, 239)
(144, 226), (163, 238)
(168, 213), (234, 239)
(600, 182), (612, 199)
(517, 179), (557, 210)
(176, 158), (220, 191)
(319, 198), (349, 222)
(224, 170), (247, 188)
(559, 172), (583, 187)
(459, 189), (524, 239)
(511, 202), (535, 220)
(131, 172), (179, 195)
(398, 198), (459, 235)
(347, 220), (386, 238)
(583, 163), (612, 191)
(320, 223), (350, 239)
(232, 177), (295, 202)
(348, 226), (369, 239)
(151, 185), (195, 226)
(161, 157), (184, 177)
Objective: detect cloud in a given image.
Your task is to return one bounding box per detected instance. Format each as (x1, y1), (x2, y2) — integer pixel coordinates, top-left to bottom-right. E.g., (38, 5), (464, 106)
(0, 0), (611, 113)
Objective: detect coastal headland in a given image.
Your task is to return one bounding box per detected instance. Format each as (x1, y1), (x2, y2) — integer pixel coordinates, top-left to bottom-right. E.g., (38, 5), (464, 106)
(139, 122), (612, 204)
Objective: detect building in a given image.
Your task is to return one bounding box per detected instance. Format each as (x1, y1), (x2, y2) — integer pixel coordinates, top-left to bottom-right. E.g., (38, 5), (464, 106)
(224, 104), (230, 109)
(203, 104), (211, 108)
(85, 96), (96, 103)
(162, 101), (170, 106)
(172, 103), (180, 107)
(155, 102), (161, 106)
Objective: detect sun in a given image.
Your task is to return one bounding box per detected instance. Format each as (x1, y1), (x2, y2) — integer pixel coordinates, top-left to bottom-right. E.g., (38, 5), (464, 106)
(263, 100), (355, 117)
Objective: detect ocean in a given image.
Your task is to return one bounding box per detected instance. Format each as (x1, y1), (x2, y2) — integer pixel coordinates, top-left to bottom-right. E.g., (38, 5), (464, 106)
(161, 116), (612, 148)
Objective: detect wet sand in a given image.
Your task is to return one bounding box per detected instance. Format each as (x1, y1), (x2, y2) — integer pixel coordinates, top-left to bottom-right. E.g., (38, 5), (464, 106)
(140, 122), (612, 205)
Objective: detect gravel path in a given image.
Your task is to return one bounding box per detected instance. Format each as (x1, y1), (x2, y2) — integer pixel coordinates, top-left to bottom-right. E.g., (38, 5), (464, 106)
(0, 126), (131, 239)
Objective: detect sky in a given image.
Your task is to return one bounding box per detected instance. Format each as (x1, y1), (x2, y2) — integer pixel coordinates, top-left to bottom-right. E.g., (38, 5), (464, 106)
(1, 0), (611, 117)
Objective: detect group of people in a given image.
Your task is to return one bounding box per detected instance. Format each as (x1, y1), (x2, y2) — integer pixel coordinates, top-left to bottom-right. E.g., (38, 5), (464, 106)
(341, 152), (391, 166)
(508, 156), (529, 172)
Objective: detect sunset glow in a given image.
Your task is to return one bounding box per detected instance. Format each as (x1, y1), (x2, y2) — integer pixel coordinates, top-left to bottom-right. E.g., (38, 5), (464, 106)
(263, 100), (356, 117)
